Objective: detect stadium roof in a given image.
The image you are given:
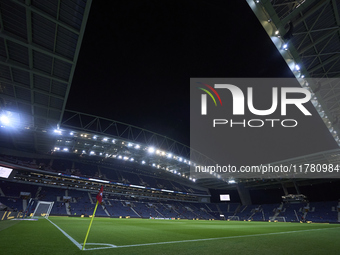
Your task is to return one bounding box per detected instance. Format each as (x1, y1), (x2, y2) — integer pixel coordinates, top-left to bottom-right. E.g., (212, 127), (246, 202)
(0, 0), (92, 151)
(248, 0), (340, 146)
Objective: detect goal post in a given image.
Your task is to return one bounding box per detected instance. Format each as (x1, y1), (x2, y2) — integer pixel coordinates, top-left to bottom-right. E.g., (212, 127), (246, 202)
(269, 216), (286, 222)
(227, 216), (240, 221)
(31, 201), (54, 219)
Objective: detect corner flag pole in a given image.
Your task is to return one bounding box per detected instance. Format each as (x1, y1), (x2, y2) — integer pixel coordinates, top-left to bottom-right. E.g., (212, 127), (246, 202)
(82, 185), (103, 251)
(82, 200), (99, 250)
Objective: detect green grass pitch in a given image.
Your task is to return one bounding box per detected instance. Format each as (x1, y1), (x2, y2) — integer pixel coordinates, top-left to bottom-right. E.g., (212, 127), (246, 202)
(0, 217), (339, 255)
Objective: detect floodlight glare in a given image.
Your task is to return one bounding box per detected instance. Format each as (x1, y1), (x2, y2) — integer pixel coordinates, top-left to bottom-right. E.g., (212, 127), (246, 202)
(0, 115), (9, 125)
(295, 64), (300, 71)
(53, 129), (62, 135)
(148, 147), (155, 153)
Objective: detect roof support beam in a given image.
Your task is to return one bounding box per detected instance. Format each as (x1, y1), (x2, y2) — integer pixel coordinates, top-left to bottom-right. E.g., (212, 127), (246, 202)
(10, 0), (80, 35)
(25, 0), (35, 128)
(0, 93), (62, 112)
(0, 77), (65, 100)
(299, 28), (338, 54)
(281, 0), (318, 26)
(292, 0), (330, 27)
(0, 60), (68, 83)
(0, 32), (74, 64)
(308, 53), (340, 73)
(58, 0), (93, 125)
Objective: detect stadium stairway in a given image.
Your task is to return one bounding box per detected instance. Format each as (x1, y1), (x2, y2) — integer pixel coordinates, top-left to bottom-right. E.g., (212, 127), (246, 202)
(130, 207), (141, 217)
(101, 203), (110, 216)
(88, 192), (94, 204)
(0, 187), (5, 197)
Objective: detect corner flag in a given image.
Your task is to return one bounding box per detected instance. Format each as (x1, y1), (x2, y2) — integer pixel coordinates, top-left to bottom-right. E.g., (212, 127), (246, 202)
(82, 185), (104, 250)
(96, 185), (104, 204)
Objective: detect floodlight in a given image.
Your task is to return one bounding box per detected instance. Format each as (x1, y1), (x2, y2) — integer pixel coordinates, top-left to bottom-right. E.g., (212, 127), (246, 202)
(283, 44), (288, 50)
(53, 129), (62, 135)
(167, 153), (172, 158)
(228, 179), (236, 184)
(0, 115), (9, 125)
(148, 147), (155, 153)
(295, 64), (300, 71)
(142, 160), (146, 164)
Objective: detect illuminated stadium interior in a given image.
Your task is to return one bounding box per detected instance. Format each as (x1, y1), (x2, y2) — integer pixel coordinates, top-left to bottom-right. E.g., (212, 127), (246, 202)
(0, 1), (340, 254)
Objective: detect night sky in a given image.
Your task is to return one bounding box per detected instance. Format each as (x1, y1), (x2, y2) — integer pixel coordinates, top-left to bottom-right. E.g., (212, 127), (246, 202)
(68, 0), (338, 167)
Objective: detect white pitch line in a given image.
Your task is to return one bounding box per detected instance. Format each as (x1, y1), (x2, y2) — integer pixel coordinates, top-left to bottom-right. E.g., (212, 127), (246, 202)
(46, 218), (340, 252)
(84, 226), (340, 251)
(46, 218), (83, 250)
